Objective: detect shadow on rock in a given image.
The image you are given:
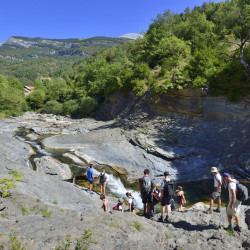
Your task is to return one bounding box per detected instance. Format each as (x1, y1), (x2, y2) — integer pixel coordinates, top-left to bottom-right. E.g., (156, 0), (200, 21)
(171, 220), (217, 231)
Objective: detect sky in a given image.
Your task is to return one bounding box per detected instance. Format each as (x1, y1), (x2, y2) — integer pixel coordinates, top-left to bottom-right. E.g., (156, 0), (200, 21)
(0, 0), (223, 42)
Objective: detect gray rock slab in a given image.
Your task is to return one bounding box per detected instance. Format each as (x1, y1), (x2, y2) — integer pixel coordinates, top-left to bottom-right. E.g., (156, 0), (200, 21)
(34, 156), (72, 180)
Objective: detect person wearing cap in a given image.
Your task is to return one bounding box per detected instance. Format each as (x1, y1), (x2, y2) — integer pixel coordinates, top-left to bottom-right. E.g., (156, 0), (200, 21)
(158, 171), (174, 222)
(207, 167), (222, 213)
(223, 173), (242, 233)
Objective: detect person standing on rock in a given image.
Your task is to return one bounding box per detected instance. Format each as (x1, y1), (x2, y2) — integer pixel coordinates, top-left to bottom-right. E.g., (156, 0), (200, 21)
(99, 169), (107, 195)
(139, 169), (154, 218)
(159, 171), (174, 222)
(87, 163), (95, 194)
(223, 173), (242, 233)
(207, 167), (222, 213)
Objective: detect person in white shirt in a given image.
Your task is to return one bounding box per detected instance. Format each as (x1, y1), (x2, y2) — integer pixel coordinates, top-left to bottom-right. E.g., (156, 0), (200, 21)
(207, 167), (222, 213)
(223, 173), (242, 233)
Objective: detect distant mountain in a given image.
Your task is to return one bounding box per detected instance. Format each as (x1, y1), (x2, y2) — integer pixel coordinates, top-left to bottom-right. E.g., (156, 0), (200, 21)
(0, 36), (128, 62)
(119, 33), (143, 40)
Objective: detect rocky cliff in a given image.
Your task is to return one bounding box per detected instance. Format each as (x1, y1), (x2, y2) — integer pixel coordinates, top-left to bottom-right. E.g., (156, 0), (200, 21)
(93, 91), (250, 182)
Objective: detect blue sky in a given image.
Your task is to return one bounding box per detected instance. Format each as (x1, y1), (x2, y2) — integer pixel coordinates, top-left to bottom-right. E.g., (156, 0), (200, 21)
(0, 0), (223, 42)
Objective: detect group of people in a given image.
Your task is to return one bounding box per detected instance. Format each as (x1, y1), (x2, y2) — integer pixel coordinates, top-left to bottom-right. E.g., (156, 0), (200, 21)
(208, 167), (243, 233)
(87, 164), (246, 233)
(139, 169), (186, 221)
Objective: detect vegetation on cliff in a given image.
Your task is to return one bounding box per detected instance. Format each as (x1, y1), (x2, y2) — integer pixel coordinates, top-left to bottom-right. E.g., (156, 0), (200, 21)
(0, 0), (249, 117)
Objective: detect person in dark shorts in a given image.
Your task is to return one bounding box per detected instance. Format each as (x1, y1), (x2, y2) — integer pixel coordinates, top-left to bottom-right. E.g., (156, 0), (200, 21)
(159, 171), (174, 222)
(207, 167), (222, 213)
(139, 169), (154, 217)
(99, 168), (107, 195)
(86, 164), (94, 194)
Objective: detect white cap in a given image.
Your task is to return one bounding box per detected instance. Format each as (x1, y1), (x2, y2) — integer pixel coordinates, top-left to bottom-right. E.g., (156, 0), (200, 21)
(211, 167), (218, 173)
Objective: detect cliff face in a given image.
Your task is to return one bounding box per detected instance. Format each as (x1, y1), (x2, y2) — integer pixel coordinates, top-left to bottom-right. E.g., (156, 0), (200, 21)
(94, 91), (250, 181)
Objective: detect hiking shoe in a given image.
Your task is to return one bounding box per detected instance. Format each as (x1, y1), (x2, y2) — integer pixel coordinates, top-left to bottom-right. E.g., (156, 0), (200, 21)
(164, 215), (169, 222)
(158, 216), (163, 222)
(205, 208), (212, 214)
(234, 225), (242, 233)
(214, 207), (221, 213)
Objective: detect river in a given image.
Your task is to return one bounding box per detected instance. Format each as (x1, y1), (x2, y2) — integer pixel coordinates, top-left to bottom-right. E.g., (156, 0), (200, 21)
(16, 128), (250, 209)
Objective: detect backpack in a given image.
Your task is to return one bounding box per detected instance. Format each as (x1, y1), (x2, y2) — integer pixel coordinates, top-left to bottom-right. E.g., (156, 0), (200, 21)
(100, 173), (106, 184)
(152, 187), (161, 202)
(141, 176), (152, 193)
(163, 179), (174, 198)
(230, 180), (249, 202)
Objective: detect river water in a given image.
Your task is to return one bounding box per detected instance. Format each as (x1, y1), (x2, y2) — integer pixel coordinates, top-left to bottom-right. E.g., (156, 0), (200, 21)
(16, 129), (144, 208)
(16, 129), (250, 209)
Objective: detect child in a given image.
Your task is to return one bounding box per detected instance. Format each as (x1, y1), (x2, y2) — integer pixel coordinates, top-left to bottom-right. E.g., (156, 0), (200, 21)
(175, 186), (186, 211)
(99, 169), (107, 195)
(113, 199), (123, 211)
(150, 186), (161, 217)
(100, 194), (109, 212)
(126, 192), (137, 213)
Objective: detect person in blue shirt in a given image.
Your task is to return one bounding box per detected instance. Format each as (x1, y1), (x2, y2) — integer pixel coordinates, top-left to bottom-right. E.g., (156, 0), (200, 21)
(86, 164), (94, 193)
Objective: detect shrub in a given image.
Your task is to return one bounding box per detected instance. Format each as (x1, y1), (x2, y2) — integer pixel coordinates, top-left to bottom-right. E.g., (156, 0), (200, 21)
(40, 100), (63, 115)
(77, 97), (98, 117)
(0, 171), (23, 198)
(26, 89), (46, 110)
(62, 100), (79, 116)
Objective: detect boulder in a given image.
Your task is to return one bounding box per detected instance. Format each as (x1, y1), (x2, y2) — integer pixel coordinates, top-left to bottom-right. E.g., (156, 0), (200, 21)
(34, 156), (72, 180)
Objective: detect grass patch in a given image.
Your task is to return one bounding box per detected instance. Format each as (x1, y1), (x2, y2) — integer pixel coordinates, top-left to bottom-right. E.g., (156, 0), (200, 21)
(225, 228), (234, 237)
(74, 229), (98, 249)
(0, 234), (4, 250)
(131, 221), (141, 231)
(9, 233), (25, 250)
(110, 222), (119, 228)
(36, 199), (41, 202)
(20, 205), (30, 216)
(60, 208), (65, 213)
(165, 232), (171, 239)
(1, 212), (8, 218)
(41, 208), (52, 218)
(53, 200), (58, 205)
(30, 206), (37, 212)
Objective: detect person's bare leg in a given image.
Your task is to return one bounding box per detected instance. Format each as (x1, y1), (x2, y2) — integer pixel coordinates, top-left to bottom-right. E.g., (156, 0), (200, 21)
(210, 199), (213, 209)
(227, 214), (233, 226)
(100, 185), (103, 194)
(166, 204), (170, 216)
(161, 206), (165, 217)
(89, 183), (92, 192)
(235, 215), (240, 226)
(103, 184), (106, 195)
(217, 198), (221, 209)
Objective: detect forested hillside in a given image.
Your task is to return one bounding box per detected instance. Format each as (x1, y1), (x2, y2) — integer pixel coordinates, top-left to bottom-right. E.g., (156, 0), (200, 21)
(0, 0), (249, 118)
(0, 36), (126, 84)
